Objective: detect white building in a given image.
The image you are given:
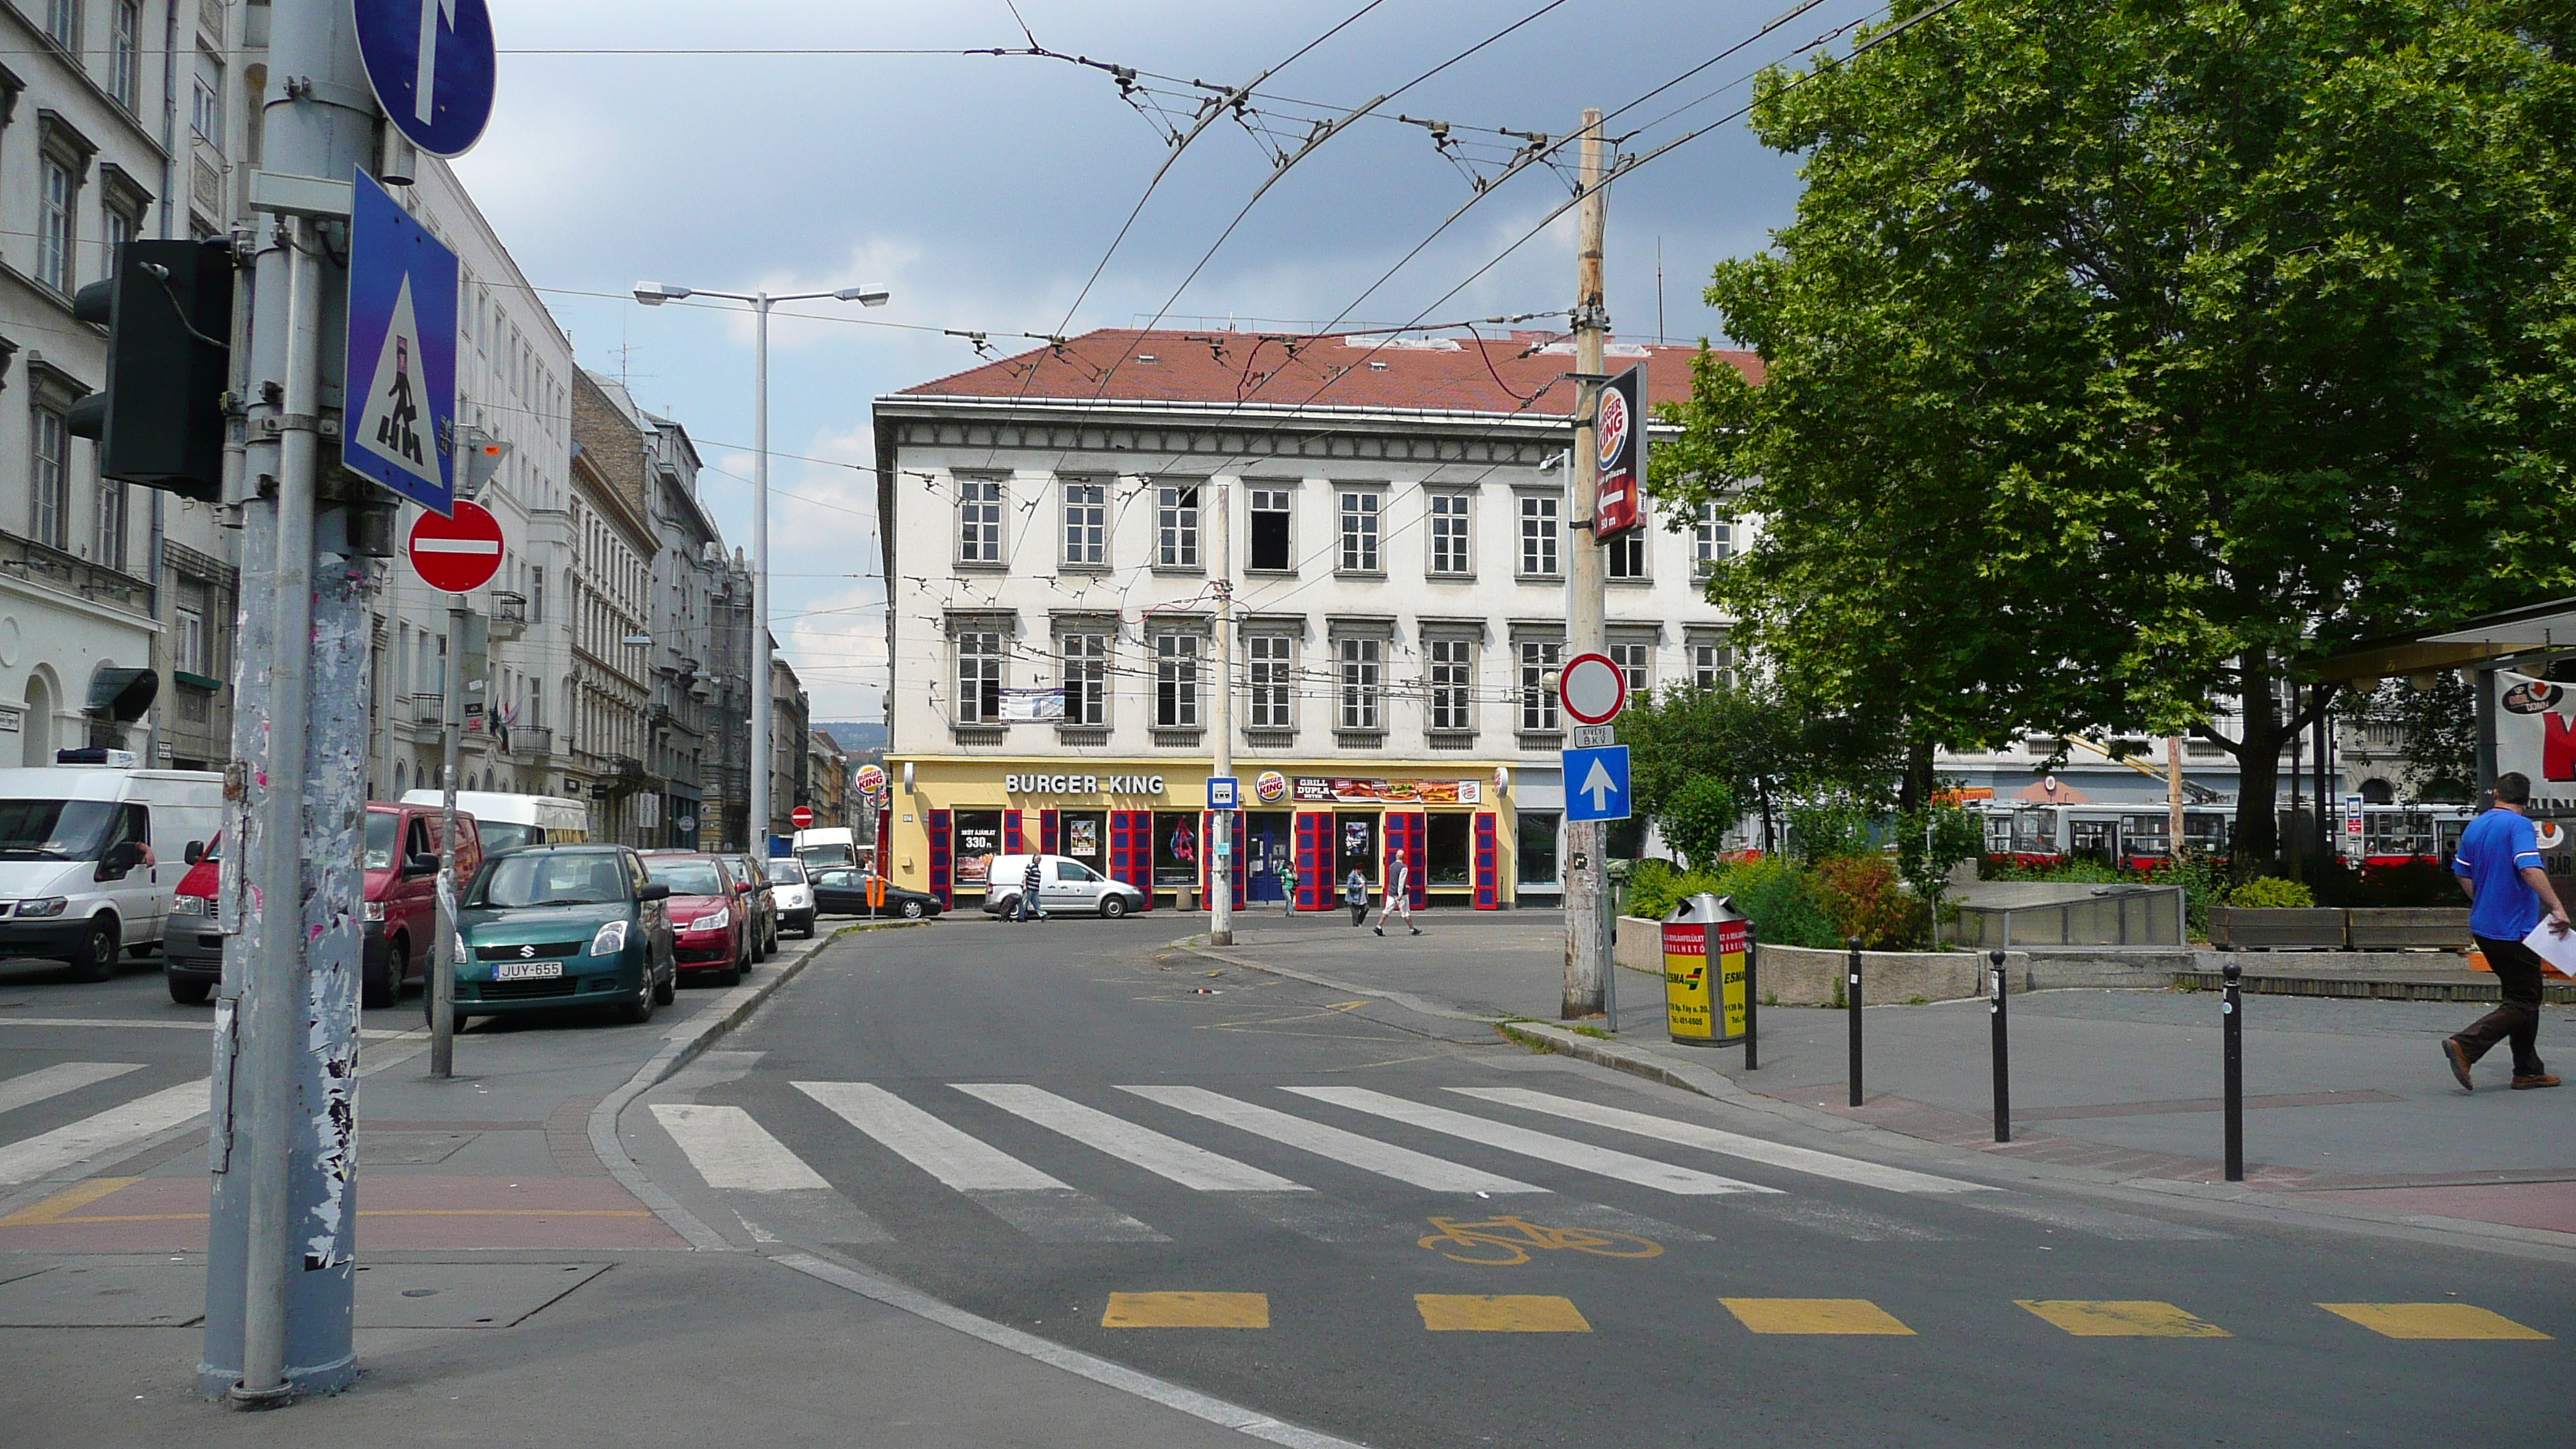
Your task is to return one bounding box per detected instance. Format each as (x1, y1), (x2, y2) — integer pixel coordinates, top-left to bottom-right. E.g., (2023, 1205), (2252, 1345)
(873, 329), (1749, 912)
(566, 370), (656, 843)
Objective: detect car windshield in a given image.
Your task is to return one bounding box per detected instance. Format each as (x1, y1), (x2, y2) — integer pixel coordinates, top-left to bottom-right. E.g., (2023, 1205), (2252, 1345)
(0, 799), (116, 860)
(468, 851), (629, 908)
(645, 860), (727, 896)
(768, 860), (805, 884)
(478, 822), (537, 853)
(364, 813), (399, 872)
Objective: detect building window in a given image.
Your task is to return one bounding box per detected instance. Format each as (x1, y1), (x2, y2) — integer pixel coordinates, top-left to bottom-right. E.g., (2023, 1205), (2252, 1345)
(104, 206), (135, 276)
(1428, 639), (1475, 732)
(1693, 502), (1734, 574)
(110, 2), (141, 108)
(1156, 483), (1200, 568)
(1154, 633), (1201, 728)
(1606, 522), (1648, 581)
(176, 606), (208, 677)
(1429, 492), (1471, 576)
(1519, 495), (1560, 577)
(1337, 638), (1382, 731)
(954, 631), (1002, 724)
(1519, 640), (1562, 731)
(1060, 632), (1109, 726)
(1338, 490), (1380, 572)
(94, 478), (127, 572)
(31, 406), (70, 550)
(37, 157), (76, 293)
(1248, 635), (1293, 728)
(192, 50), (224, 146)
(1692, 639), (1732, 689)
(530, 566), (545, 623)
(1062, 481), (1108, 567)
(1610, 641), (1652, 697)
(957, 478), (1004, 564)
(44, 0), (78, 49)
(1249, 487), (1293, 570)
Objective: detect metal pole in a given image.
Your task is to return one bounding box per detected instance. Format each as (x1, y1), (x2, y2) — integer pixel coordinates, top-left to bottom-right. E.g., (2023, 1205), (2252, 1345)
(2167, 735), (2186, 865)
(1561, 105), (1609, 1021)
(749, 294), (772, 855)
(1742, 920), (1760, 1070)
(1848, 937), (1864, 1107)
(1989, 947), (2012, 1142)
(431, 599), (464, 1077)
(2222, 961), (2244, 1182)
(1211, 482), (1234, 947)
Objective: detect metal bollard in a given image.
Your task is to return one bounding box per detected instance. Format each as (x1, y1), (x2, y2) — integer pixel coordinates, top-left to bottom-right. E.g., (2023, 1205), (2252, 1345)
(1989, 947), (2011, 1143)
(1744, 921), (1761, 1071)
(1848, 937), (1865, 1107)
(2222, 961), (2244, 1182)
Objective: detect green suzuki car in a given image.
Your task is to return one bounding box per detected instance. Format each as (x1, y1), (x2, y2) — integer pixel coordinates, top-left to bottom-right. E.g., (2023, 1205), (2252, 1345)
(447, 844), (677, 1025)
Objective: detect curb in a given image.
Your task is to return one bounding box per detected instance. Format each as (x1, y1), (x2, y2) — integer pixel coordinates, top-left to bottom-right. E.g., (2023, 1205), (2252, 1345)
(588, 917), (929, 1249)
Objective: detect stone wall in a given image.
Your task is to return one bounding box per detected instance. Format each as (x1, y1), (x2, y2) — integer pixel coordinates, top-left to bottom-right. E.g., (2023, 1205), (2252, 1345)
(1612, 917), (2180, 1005)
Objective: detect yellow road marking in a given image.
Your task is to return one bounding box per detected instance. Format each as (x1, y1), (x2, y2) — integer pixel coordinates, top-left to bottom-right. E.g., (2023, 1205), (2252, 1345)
(1101, 1292), (1270, 1329)
(1325, 1000), (1372, 1012)
(0, 1177), (140, 1226)
(1417, 1215), (1661, 1266)
(2018, 1300), (2231, 1338)
(1721, 1298), (1915, 1335)
(1416, 1293), (1591, 1332)
(2318, 1303), (2552, 1340)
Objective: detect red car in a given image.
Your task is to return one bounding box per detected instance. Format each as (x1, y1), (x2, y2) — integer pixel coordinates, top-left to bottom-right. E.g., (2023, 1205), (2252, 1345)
(642, 852), (752, 987)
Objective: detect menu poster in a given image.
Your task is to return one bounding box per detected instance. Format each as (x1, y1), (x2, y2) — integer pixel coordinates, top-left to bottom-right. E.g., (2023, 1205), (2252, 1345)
(1066, 817), (1100, 858)
(1291, 777), (1483, 806)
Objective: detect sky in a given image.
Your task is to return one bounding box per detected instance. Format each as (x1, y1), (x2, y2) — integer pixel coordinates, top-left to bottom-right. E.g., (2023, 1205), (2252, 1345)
(450, 0), (1875, 721)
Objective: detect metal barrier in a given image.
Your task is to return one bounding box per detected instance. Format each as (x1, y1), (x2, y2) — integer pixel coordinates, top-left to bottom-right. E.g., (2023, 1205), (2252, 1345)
(1954, 885), (2185, 948)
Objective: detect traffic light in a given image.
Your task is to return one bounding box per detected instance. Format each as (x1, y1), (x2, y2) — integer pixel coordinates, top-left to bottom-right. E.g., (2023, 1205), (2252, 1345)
(64, 238), (234, 502)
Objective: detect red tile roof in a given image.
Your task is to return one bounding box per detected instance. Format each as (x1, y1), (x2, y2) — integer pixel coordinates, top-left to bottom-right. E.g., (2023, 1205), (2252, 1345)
(891, 328), (1760, 419)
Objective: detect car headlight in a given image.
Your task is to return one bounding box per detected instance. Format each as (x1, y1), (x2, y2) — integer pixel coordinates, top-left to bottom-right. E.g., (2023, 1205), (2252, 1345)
(689, 908), (730, 933)
(361, 899), (385, 923)
(17, 897), (67, 918)
(588, 920), (631, 956)
(453, 932), (469, 964)
(170, 894), (209, 916)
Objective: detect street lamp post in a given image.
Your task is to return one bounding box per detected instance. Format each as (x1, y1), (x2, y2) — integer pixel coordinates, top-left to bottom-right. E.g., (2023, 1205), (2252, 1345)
(634, 280), (888, 851)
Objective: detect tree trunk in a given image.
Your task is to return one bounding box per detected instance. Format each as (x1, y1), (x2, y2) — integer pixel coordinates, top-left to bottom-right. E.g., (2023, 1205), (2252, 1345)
(1897, 732), (1936, 814)
(1757, 779), (1777, 855)
(2232, 649), (2281, 881)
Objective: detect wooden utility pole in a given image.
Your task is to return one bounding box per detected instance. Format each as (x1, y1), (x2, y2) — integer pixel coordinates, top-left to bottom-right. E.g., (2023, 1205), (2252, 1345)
(1563, 108), (1609, 1021)
(2167, 736), (2186, 863)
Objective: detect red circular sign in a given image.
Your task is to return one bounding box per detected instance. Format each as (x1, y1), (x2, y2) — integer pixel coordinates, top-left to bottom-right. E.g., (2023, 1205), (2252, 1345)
(791, 806), (816, 829)
(1558, 652), (1629, 726)
(406, 501), (505, 594)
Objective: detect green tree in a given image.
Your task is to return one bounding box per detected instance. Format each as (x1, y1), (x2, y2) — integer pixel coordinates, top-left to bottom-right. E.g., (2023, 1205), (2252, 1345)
(1656, 776), (1739, 872)
(1657, 0), (2576, 875)
(2338, 671), (2479, 803)
(1622, 676), (1898, 852)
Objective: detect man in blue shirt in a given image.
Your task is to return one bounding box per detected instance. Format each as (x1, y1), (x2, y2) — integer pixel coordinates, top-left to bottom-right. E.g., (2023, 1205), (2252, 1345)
(2446, 772), (2567, 1091)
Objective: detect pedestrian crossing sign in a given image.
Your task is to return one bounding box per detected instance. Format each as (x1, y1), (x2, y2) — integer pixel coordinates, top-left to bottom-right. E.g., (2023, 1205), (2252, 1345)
(343, 168), (459, 516)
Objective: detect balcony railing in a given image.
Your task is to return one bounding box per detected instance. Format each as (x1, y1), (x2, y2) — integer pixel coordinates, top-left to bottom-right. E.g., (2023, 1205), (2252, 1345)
(488, 591), (528, 642)
(507, 725), (553, 759)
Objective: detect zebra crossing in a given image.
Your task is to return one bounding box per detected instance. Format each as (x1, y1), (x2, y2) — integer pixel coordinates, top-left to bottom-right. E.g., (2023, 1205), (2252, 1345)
(0, 1061), (207, 1190)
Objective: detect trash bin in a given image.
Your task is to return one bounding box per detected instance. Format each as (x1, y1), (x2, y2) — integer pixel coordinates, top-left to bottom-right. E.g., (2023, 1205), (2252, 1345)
(1664, 893), (1750, 1047)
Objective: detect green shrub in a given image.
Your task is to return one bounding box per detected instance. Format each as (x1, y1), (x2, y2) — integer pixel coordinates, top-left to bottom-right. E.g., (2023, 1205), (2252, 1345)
(1624, 860), (1714, 920)
(1811, 854), (1931, 950)
(1660, 776), (1739, 872)
(2228, 876), (2317, 909)
(1711, 854), (1843, 950)
(1786, 794), (1875, 864)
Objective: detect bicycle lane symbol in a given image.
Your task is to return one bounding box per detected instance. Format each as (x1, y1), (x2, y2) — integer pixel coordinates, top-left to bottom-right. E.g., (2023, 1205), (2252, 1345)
(1417, 1215), (1664, 1266)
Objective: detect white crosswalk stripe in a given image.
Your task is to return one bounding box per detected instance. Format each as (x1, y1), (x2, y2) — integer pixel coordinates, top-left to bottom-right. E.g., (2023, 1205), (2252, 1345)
(793, 1081), (1163, 1242)
(651, 1103), (831, 1191)
(1118, 1085), (1547, 1194)
(1448, 1088), (1992, 1195)
(953, 1084), (1307, 1192)
(1283, 1087), (1781, 1196)
(0, 1062), (144, 1117)
(0, 1079), (208, 1187)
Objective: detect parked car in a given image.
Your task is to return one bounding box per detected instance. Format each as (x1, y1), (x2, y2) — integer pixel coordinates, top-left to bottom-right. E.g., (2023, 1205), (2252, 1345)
(358, 803), (482, 1007)
(0, 762), (221, 981)
(766, 856), (817, 938)
(450, 844), (674, 1025)
(642, 853), (752, 987)
(978, 854), (1146, 920)
(720, 853), (779, 957)
(810, 866), (941, 920)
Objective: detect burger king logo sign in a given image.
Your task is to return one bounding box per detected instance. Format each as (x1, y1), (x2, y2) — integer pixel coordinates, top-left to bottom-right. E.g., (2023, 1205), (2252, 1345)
(1255, 770), (1288, 804)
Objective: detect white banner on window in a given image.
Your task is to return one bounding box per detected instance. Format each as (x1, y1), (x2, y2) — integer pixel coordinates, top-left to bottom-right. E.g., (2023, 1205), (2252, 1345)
(1000, 687), (1065, 723)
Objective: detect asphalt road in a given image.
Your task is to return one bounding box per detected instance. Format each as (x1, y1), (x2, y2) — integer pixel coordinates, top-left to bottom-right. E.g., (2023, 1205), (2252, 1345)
(631, 917), (2574, 1449)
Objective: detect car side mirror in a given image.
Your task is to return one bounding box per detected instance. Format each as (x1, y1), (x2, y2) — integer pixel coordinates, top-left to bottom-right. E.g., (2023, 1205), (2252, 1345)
(639, 882), (671, 902)
(184, 841), (205, 866)
(404, 852), (440, 878)
(735, 880), (753, 894)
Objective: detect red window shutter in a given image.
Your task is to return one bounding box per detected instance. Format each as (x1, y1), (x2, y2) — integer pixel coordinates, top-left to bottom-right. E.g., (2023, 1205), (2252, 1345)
(927, 810), (953, 908)
(1474, 812), (1500, 909)
(1003, 812), (1023, 854)
(1040, 810), (1060, 854)
(1295, 812), (1330, 910)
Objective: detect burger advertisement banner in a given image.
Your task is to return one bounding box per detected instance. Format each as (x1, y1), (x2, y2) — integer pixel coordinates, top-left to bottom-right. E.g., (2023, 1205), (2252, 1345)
(2491, 671), (2576, 870)
(1291, 777), (1485, 807)
(1592, 362), (1645, 542)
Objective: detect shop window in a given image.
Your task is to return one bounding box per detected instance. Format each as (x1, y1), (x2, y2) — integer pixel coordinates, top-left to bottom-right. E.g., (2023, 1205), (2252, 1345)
(1153, 810), (1201, 887)
(1517, 811), (1561, 886)
(1336, 812), (1379, 885)
(1427, 813), (1471, 886)
(952, 810), (1004, 892)
(1060, 810), (1107, 866)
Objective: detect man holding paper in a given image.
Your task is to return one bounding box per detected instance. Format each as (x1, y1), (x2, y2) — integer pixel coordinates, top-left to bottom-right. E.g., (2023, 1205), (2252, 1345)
(2445, 772), (2566, 1091)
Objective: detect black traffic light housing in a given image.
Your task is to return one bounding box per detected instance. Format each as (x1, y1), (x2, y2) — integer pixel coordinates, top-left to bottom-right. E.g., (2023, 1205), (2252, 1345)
(64, 238), (233, 502)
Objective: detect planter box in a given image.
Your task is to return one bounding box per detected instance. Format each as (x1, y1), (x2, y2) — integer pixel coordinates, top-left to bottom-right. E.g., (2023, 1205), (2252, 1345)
(2345, 908), (2471, 951)
(2209, 906), (2347, 951)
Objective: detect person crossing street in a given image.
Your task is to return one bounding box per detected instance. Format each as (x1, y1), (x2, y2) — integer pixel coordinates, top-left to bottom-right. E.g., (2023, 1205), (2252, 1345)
(2445, 772), (2565, 1091)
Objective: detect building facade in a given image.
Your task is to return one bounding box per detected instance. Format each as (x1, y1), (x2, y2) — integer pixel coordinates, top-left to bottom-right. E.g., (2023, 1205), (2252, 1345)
(874, 330), (1749, 910)
(807, 727), (848, 830)
(766, 653), (807, 843)
(566, 372), (658, 844)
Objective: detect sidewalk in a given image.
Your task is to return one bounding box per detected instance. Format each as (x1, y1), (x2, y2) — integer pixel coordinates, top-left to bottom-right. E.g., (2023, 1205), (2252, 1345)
(1185, 910), (2576, 1247)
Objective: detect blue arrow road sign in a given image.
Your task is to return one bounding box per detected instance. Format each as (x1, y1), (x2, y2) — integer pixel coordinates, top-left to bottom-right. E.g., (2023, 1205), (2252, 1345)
(1561, 745), (1631, 824)
(355, 0), (497, 158)
(344, 170), (458, 516)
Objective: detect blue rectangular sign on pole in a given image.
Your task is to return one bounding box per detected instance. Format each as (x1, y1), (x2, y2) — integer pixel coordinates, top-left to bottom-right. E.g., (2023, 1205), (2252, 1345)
(344, 168), (459, 516)
(1561, 745), (1631, 824)
(1208, 776), (1240, 811)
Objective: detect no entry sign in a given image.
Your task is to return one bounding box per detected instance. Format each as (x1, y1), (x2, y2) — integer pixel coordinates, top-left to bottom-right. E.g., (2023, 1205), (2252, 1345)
(791, 806), (816, 829)
(407, 500), (503, 593)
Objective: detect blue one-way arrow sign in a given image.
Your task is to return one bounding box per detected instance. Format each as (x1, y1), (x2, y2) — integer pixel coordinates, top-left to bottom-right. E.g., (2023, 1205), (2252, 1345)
(354, 0), (498, 158)
(1561, 745), (1630, 824)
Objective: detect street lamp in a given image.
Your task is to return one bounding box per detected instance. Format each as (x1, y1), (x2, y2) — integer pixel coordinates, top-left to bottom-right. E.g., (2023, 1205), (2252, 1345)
(632, 278), (889, 851)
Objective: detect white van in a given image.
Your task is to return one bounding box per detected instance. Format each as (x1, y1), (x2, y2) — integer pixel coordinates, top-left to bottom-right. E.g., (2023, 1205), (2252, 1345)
(790, 826), (856, 872)
(399, 790), (588, 854)
(0, 764), (223, 980)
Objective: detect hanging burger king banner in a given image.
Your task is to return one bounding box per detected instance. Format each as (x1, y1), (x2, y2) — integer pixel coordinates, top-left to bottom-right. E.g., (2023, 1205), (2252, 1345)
(1255, 770), (1289, 804)
(1592, 362), (1645, 541)
(1293, 777), (1484, 806)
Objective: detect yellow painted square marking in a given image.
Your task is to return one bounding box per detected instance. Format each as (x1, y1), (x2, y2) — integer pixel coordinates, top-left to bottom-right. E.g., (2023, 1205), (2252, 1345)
(1721, 1298), (1915, 1335)
(1101, 1292), (1270, 1329)
(2318, 1303), (2551, 1341)
(2017, 1300), (2231, 1338)
(1415, 1293), (1592, 1332)
(0, 1177), (139, 1227)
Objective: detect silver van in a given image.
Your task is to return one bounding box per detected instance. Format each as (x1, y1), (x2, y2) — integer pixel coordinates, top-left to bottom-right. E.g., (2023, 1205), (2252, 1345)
(980, 854), (1148, 920)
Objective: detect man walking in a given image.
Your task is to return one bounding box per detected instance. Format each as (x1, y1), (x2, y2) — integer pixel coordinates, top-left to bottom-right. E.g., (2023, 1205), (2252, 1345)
(2446, 772), (2566, 1091)
(1375, 849), (1422, 937)
(1345, 867), (1369, 927)
(1018, 855), (1045, 924)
